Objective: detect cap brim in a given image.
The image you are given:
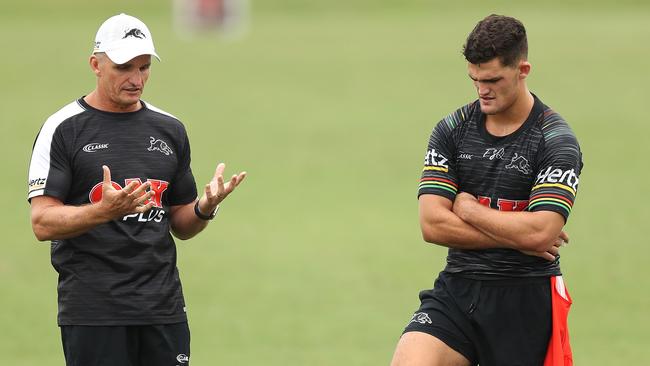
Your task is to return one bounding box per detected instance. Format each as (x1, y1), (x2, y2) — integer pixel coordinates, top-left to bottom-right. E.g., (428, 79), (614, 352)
(104, 49), (161, 65)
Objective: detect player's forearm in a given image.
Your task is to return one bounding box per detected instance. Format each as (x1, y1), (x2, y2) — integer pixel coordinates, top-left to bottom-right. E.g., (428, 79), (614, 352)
(420, 205), (504, 250)
(169, 200), (209, 240)
(31, 203), (111, 241)
(455, 202), (557, 251)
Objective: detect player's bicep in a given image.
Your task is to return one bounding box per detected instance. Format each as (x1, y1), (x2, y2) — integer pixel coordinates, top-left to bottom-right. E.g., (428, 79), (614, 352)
(418, 194), (454, 225)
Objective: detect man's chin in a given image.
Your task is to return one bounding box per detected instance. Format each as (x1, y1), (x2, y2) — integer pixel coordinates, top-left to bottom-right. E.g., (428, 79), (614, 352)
(113, 97), (142, 111)
(119, 95), (141, 105)
(480, 105), (498, 115)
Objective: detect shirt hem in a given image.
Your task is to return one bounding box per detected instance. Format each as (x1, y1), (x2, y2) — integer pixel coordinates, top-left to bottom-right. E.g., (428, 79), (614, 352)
(57, 314), (187, 326)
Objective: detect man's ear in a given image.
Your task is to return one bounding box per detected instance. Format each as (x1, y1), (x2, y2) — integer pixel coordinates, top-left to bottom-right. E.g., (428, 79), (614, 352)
(518, 60), (531, 79)
(89, 55), (101, 77)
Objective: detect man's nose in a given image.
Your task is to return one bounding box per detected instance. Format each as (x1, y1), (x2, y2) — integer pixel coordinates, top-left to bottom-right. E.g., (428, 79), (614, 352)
(128, 71), (144, 87)
(477, 82), (490, 96)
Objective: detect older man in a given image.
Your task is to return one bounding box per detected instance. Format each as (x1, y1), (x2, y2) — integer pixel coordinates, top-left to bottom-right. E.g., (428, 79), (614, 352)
(28, 13), (245, 365)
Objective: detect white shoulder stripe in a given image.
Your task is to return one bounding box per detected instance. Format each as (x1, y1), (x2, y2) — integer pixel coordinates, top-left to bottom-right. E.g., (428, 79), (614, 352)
(144, 101), (179, 120)
(28, 100), (86, 199)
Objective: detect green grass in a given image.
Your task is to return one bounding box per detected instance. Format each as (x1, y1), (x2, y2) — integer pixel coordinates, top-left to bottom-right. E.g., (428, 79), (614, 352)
(1, 0), (649, 364)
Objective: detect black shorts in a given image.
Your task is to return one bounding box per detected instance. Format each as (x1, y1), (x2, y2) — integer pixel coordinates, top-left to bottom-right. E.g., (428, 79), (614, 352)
(60, 322), (190, 366)
(402, 272), (552, 366)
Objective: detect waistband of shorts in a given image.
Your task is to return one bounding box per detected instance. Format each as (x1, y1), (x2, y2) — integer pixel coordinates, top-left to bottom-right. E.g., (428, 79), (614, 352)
(443, 272), (552, 286)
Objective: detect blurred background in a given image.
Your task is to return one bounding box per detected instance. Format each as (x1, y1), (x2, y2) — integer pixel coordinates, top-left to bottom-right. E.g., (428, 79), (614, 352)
(1, 0), (649, 364)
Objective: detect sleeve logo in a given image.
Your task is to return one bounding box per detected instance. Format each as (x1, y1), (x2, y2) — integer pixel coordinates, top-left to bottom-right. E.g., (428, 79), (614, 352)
(534, 166), (580, 194)
(409, 312), (433, 324)
(28, 177), (47, 191)
(423, 149), (449, 172)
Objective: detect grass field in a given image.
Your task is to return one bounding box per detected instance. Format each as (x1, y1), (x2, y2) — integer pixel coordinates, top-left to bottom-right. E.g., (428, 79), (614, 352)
(1, 0), (649, 364)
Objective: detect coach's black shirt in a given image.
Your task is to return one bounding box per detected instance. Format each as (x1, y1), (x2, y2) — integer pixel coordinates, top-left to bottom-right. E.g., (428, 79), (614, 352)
(28, 98), (197, 325)
(418, 95), (583, 278)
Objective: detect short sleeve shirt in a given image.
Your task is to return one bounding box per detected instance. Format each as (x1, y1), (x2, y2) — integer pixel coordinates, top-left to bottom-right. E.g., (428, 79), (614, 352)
(28, 98), (198, 325)
(418, 95), (583, 278)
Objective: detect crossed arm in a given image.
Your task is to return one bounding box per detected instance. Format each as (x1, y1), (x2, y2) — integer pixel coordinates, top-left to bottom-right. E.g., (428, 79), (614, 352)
(31, 163), (245, 241)
(419, 193), (568, 261)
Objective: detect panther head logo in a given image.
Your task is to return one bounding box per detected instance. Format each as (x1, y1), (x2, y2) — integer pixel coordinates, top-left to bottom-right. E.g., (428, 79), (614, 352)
(123, 28), (145, 39)
(505, 153), (531, 174)
(148, 137), (173, 156)
(409, 312), (432, 325)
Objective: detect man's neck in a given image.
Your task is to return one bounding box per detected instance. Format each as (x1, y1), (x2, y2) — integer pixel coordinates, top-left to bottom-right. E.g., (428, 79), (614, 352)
(485, 90), (534, 137)
(84, 90), (142, 113)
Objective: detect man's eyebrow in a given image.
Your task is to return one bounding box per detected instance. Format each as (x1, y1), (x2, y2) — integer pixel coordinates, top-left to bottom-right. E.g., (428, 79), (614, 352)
(468, 74), (502, 82)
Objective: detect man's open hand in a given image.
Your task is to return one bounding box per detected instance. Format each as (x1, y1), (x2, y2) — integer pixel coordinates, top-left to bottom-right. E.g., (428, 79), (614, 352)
(197, 163), (246, 215)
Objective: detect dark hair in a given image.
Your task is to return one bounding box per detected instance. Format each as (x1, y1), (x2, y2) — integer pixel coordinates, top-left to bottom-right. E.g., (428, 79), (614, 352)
(462, 14), (528, 67)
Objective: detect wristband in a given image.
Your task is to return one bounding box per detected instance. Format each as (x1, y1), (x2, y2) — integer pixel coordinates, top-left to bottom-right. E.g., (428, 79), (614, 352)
(194, 201), (218, 220)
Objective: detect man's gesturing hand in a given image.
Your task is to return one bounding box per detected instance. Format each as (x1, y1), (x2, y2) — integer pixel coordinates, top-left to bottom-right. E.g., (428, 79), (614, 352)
(198, 163), (246, 215)
(99, 165), (154, 220)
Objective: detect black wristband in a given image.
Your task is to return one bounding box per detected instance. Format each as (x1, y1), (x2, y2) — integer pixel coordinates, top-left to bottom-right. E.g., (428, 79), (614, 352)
(194, 201), (218, 220)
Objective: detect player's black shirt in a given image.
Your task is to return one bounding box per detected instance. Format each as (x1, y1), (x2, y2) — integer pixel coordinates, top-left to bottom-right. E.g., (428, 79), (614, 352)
(28, 98), (198, 325)
(418, 95), (583, 278)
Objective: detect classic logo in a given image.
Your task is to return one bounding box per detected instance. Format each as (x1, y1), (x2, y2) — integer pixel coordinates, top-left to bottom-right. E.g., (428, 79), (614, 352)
(409, 312), (432, 325)
(123, 28), (145, 39)
(148, 137), (173, 156)
(505, 153), (531, 174)
(483, 147), (505, 160)
(424, 149), (448, 172)
(176, 354), (189, 363)
(82, 143), (109, 153)
(535, 166), (580, 193)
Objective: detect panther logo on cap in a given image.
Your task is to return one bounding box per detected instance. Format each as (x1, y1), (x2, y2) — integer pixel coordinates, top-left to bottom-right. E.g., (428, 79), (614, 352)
(123, 28), (145, 39)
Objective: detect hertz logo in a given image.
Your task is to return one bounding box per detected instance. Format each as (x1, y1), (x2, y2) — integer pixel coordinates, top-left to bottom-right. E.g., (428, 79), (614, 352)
(535, 166), (579, 193)
(29, 178), (46, 188)
(424, 149), (448, 169)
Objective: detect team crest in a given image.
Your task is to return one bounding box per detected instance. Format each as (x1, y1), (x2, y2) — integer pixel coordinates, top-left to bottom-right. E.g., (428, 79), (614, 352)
(148, 137), (173, 156)
(409, 312), (432, 325)
(505, 153), (531, 174)
(123, 28), (146, 39)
